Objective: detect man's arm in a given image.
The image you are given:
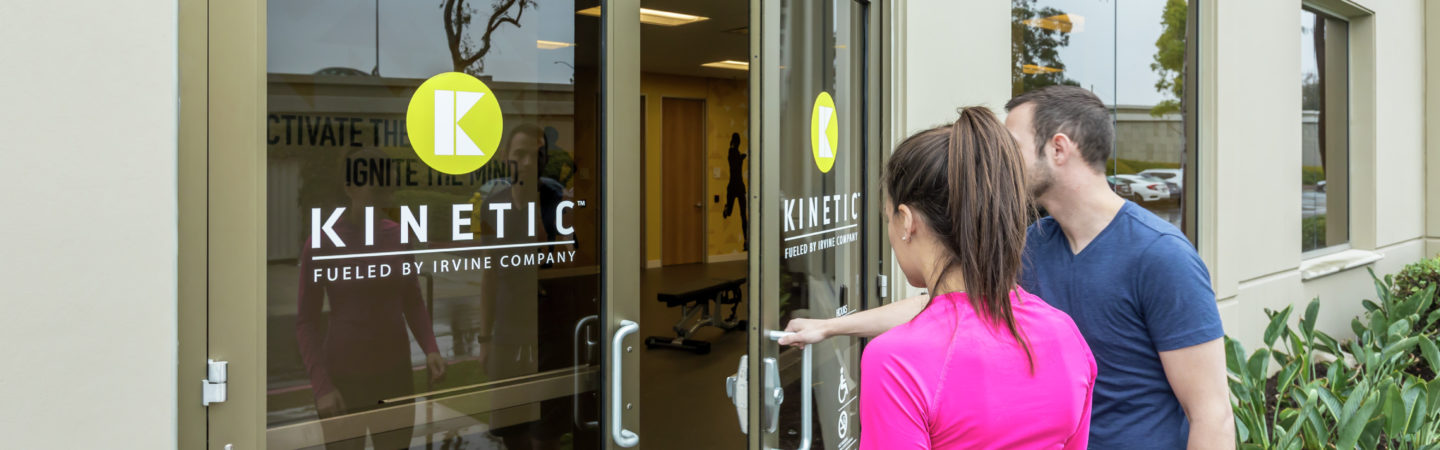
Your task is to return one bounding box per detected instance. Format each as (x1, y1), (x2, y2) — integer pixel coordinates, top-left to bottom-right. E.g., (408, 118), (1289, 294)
(777, 294), (927, 347)
(1159, 338), (1235, 450)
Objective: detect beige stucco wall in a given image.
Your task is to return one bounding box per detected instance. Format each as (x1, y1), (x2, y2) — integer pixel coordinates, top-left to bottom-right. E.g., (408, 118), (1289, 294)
(0, 0), (178, 447)
(891, 0), (1432, 353)
(1214, 0), (1430, 351)
(890, 0), (1011, 300)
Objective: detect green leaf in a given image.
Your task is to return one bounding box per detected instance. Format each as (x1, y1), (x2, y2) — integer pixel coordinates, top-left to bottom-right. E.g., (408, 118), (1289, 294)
(1372, 313), (1391, 346)
(1427, 309), (1440, 328)
(1352, 318), (1369, 341)
(1421, 337), (1440, 377)
(1338, 391), (1381, 450)
(1234, 415), (1249, 442)
(1386, 382), (1406, 437)
(1406, 383), (1427, 437)
(1382, 336), (1420, 365)
(1247, 349), (1271, 383)
(1302, 298), (1320, 340)
(1359, 417), (1385, 450)
(1363, 299), (1382, 313)
(1318, 387), (1343, 419)
(1428, 377), (1440, 416)
(1266, 305), (1293, 348)
(1389, 318), (1413, 339)
(1225, 337), (1246, 377)
(1277, 363), (1300, 395)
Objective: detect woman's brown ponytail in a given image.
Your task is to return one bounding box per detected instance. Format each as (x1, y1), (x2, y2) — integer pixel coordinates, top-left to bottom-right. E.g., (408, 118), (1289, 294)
(884, 106), (1035, 371)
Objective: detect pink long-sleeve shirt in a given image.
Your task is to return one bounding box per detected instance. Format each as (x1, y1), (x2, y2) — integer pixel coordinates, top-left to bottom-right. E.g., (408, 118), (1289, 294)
(860, 289), (1096, 449)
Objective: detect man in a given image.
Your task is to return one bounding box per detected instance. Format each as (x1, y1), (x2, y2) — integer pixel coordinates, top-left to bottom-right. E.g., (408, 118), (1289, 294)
(780, 86), (1234, 449)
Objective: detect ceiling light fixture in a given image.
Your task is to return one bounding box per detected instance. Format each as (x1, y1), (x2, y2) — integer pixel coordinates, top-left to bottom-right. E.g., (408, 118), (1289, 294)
(576, 6), (709, 26)
(701, 60), (749, 71)
(537, 40), (576, 49)
(1022, 14), (1085, 33)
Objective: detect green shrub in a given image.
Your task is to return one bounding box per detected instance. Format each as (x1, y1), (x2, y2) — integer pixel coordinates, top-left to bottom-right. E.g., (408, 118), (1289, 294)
(1301, 166), (1326, 185)
(1302, 215), (1327, 251)
(1394, 257), (1440, 299)
(1227, 270), (1440, 449)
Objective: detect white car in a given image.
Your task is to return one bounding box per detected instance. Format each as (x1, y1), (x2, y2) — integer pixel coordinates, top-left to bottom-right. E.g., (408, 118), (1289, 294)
(1138, 168), (1183, 200)
(1113, 174), (1171, 202)
(1138, 168), (1182, 186)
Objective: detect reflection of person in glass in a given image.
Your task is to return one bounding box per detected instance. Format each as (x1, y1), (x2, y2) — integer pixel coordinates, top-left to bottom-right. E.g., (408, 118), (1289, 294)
(473, 124), (574, 450)
(721, 132), (749, 250)
(296, 147), (445, 448)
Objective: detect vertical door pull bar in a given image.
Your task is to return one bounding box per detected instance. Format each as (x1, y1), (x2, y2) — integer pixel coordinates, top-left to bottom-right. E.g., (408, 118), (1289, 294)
(767, 331), (812, 450)
(611, 320), (641, 447)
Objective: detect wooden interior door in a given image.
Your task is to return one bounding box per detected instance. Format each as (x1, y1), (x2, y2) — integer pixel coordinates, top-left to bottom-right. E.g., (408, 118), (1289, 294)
(661, 97), (705, 265)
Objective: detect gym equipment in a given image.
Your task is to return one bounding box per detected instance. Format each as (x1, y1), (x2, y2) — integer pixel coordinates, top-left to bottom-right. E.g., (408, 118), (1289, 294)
(644, 276), (747, 354)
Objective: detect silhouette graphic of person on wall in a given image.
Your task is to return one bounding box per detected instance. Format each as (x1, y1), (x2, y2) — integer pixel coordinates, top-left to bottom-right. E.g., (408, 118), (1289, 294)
(722, 132), (749, 251)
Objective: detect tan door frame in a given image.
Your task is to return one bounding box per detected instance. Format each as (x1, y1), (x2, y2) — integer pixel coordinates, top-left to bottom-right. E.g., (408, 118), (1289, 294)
(604, 0), (644, 448)
(176, 0), (208, 446)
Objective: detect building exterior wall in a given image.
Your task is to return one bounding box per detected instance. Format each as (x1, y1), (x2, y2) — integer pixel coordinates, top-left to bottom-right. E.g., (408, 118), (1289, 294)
(890, 0), (1011, 300)
(1214, 0), (1429, 351)
(892, 0), (1432, 355)
(0, 0), (179, 447)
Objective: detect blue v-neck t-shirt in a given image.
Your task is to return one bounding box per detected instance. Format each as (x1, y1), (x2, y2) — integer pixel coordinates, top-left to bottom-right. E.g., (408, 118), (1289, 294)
(1019, 201), (1224, 450)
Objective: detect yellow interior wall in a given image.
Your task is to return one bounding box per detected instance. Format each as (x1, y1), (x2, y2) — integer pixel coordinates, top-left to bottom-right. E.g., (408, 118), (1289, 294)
(641, 73), (750, 264)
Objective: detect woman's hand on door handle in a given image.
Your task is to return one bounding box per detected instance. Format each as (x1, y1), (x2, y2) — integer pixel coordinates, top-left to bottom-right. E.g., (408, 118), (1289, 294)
(778, 318), (831, 348)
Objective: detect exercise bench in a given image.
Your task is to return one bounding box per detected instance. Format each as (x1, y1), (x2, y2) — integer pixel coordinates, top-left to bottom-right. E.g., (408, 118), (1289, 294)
(644, 276), (747, 354)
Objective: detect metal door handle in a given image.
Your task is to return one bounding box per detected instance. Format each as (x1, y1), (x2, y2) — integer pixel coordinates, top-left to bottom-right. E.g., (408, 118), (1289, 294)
(695, 202), (703, 208)
(611, 320), (640, 447)
(574, 315), (600, 430)
(767, 331), (812, 450)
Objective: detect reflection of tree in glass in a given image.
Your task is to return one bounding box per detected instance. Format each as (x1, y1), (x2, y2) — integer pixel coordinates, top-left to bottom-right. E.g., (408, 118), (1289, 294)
(1149, 0), (1186, 117)
(442, 0), (537, 75)
(1012, 0), (1079, 95)
(1301, 73), (1320, 110)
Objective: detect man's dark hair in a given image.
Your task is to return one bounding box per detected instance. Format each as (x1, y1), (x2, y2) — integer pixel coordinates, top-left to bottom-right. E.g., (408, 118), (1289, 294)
(1004, 86), (1114, 171)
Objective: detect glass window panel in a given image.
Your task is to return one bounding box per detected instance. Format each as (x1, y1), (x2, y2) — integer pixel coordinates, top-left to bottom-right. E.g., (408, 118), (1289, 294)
(265, 1), (603, 448)
(1012, 0), (1197, 241)
(1300, 7), (1350, 253)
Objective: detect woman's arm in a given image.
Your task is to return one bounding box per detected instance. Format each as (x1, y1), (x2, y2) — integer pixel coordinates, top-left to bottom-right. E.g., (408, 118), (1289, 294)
(778, 294), (926, 347)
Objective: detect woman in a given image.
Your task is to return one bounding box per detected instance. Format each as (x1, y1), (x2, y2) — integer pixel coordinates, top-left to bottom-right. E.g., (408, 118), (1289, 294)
(859, 107), (1095, 449)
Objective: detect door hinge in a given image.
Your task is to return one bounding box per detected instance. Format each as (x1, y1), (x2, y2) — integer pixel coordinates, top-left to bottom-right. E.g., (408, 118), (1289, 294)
(877, 274), (889, 299)
(202, 359), (228, 406)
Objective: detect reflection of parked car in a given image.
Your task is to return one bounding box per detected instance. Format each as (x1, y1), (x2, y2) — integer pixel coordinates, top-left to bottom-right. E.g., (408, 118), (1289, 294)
(1106, 176), (1133, 198)
(1113, 174), (1171, 202)
(1316, 180), (1327, 192)
(1139, 169), (1183, 200)
(1139, 168), (1181, 184)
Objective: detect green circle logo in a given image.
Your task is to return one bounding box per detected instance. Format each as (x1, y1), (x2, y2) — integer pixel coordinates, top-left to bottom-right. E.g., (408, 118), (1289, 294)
(810, 91), (839, 173)
(406, 72), (504, 175)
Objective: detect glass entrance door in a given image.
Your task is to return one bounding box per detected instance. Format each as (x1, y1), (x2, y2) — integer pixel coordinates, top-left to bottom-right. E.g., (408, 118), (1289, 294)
(209, 0), (880, 447)
(260, 1), (617, 448)
(753, 1), (874, 449)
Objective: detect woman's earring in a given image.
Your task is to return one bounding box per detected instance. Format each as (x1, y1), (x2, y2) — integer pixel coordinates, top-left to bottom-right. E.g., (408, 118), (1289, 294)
(902, 235), (909, 241)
